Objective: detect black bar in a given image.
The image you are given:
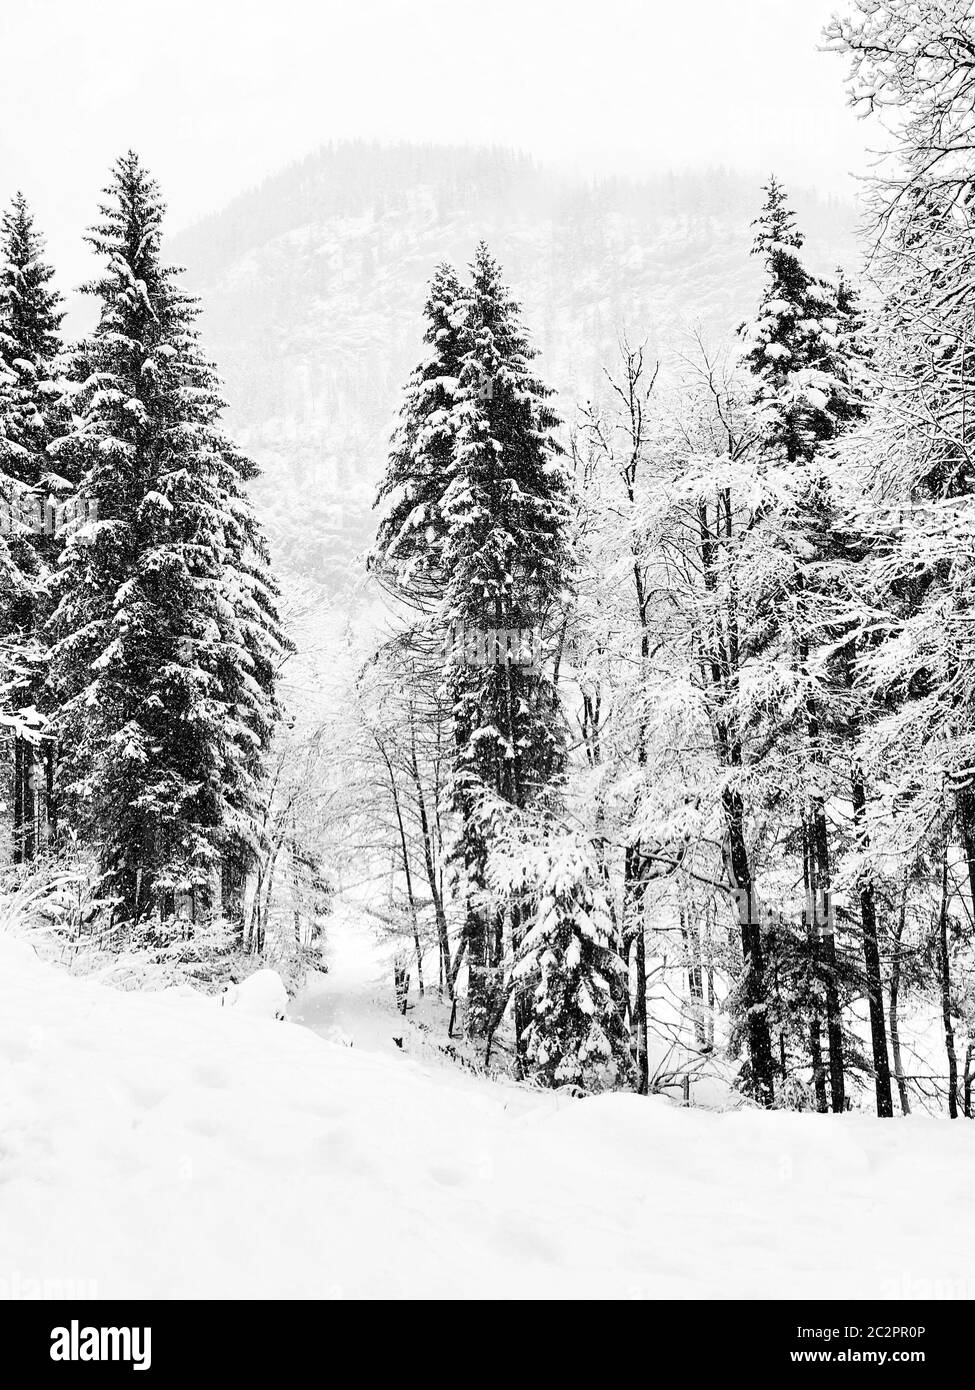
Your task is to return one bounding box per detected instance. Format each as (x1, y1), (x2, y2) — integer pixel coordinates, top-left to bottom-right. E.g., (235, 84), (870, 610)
(0, 1299), (954, 1380)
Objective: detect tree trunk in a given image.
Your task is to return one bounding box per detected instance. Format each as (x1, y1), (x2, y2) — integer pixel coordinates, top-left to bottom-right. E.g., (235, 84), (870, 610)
(623, 844), (649, 1093)
(633, 926), (649, 1094)
(695, 490), (773, 1105)
(680, 901), (708, 1051)
(463, 889), (491, 1038)
(850, 767), (893, 1116)
(45, 741), (57, 846)
(725, 794), (775, 1107)
(222, 857), (247, 939)
(384, 749), (424, 1001)
(12, 735), (23, 865)
(808, 801), (844, 1112)
(937, 828), (959, 1119)
(410, 738), (451, 997)
(704, 900), (716, 1051)
(808, 1014), (828, 1113)
(23, 748), (36, 863)
(889, 877), (912, 1116)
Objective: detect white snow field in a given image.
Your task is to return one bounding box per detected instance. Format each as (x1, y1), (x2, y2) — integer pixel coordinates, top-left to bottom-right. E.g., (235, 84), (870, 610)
(2, 920), (975, 1301)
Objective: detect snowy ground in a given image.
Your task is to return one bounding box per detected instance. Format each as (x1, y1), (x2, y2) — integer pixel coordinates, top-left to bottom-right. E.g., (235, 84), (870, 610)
(2, 911), (975, 1300)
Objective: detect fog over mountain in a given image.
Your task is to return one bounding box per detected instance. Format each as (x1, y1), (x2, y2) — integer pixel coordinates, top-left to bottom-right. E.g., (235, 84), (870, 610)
(171, 142), (858, 590)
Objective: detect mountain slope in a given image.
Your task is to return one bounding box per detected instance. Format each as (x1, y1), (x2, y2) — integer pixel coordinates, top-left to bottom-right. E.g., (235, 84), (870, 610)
(171, 143), (858, 589)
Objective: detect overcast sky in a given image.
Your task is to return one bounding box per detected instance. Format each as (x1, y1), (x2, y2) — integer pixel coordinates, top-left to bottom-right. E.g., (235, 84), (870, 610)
(0, 0), (869, 286)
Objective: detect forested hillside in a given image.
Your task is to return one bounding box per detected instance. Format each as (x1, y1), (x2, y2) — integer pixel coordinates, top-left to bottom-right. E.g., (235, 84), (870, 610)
(172, 144), (857, 588)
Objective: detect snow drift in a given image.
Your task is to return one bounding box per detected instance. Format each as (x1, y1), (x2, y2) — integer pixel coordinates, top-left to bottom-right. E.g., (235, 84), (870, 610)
(1, 934), (973, 1300)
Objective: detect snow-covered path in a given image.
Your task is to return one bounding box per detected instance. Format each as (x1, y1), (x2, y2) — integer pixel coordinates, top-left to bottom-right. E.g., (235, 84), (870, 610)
(290, 900), (407, 1056)
(2, 927), (975, 1299)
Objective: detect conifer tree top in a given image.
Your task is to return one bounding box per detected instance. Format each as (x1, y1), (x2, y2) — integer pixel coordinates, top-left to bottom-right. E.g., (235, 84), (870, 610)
(740, 177), (860, 462)
(751, 175), (804, 263)
(0, 192), (63, 370)
(85, 152), (171, 306)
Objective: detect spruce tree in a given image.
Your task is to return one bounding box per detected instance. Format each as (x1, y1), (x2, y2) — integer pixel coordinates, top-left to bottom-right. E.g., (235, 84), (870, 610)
(510, 833), (627, 1089)
(0, 194), (64, 477)
(442, 243), (574, 1041)
(50, 153), (283, 931)
(372, 261), (465, 618)
(741, 176), (845, 462)
(214, 417), (285, 938)
(0, 193), (66, 860)
(739, 180), (870, 1110)
(369, 264), (468, 985)
(372, 246), (624, 1076)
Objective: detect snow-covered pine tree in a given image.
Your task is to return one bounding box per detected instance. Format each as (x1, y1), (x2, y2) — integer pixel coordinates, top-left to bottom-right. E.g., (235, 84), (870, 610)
(737, 179), (868, 1109)
(372, 261), (465, 619)
(50, 153), (283, 932)
(442, 243), (575, 1044)
(0, 193), (66, 860)
(0, 369), (44, 862)
(507, 830), (628, 1090)
(0, 194), (65, 479)
(368, 264), (472, 992)
(742, 187), (899, 1115)
(213, 414), (286, 938)
(741, 177), (843, 463)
